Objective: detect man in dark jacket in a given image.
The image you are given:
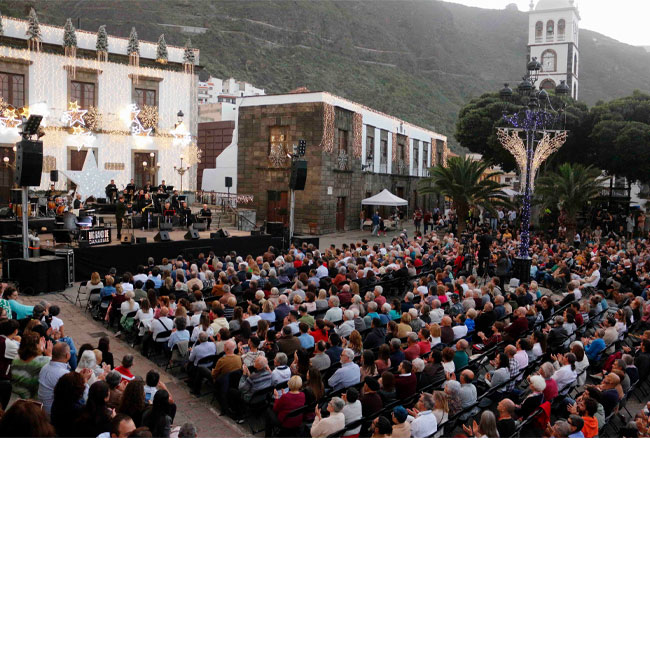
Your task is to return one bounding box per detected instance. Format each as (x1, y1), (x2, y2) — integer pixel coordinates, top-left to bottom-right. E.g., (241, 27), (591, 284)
(114, 195), (126, 240)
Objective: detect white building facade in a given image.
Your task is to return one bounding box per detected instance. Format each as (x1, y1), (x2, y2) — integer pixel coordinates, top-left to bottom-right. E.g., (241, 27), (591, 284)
(198, 76), (265, 105)
(528, 0), (580, 99)
(0, 16), (199, 201)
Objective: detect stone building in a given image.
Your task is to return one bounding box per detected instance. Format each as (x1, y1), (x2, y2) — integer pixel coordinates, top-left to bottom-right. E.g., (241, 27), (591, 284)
(237, 92), (447, 234)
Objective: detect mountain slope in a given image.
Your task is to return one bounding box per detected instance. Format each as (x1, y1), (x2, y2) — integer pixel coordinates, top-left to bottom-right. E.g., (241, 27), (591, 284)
(4, 0), (650, 146)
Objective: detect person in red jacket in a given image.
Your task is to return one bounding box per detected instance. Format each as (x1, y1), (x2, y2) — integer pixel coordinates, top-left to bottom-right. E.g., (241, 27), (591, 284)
(265, 375), (306, 437)
(395, 360), (417, 400)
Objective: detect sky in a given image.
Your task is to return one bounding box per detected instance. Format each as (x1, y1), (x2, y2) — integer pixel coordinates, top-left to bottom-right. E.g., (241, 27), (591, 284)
(442, 0), (650, 46)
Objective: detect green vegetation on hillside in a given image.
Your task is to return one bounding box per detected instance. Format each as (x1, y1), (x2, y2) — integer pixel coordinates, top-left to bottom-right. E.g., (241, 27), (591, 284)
(4, 0), (650, 148)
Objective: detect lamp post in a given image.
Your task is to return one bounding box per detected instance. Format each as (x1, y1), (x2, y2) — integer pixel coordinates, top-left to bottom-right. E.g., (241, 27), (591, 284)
(174, 156), (188, 193)
(497, 57), (570, 281)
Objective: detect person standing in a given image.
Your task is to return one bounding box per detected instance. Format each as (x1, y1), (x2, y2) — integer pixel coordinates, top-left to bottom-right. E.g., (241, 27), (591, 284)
(371, 210), (380, 236)
(105, 179), (118, 203)
(115, 195), (126, 240)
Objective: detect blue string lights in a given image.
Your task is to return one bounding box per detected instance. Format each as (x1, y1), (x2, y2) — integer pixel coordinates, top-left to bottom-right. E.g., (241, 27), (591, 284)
(497, 58), (570, 278)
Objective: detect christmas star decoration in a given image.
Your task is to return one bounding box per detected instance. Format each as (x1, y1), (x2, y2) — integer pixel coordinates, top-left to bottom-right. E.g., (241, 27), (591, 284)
(71, 126), (85, 136)
(3, 108), (21, 129)
(61, 150), (115, 200)
(19, 106), (30, 119)
(62, 100), (87, 128)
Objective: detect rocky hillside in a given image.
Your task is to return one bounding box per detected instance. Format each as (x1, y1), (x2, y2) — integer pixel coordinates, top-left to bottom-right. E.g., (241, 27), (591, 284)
(5, 0), (650, 146)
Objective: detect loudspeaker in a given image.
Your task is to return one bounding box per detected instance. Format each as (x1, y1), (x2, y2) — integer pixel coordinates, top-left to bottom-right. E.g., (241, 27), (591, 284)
(10, 256), (67, 293)
(225, 176), (233, 188)
(53, 229), (73, 244)
(159, 221), (173, 231)
(217, 228), (230, 238)
(184, 229), (201, 240)
(14, 139), (43, 187)
(121, 235), (134, 245)
(50, 170), (59, 182)
(136, 237), (147, 244)
(289, 159), (307, 191)
(266, 221), (285, 237)
(154, 230), (170, 242)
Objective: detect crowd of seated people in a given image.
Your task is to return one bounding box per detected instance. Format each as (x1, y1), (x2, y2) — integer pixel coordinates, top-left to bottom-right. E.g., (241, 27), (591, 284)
(63, 217), (650, 438)
(0, 279), (189, 437)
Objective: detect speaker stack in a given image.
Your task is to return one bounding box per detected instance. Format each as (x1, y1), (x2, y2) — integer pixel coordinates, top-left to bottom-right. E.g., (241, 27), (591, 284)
(15, 139), (44, 187)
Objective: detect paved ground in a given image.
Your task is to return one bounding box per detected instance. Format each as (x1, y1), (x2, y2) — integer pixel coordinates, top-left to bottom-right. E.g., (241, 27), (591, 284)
(21, 287), (250, 438)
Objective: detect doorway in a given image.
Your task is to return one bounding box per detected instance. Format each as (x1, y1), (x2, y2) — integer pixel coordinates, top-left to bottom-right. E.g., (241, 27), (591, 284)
(267, 190), (288, 224)
(336, 196), (346, 231)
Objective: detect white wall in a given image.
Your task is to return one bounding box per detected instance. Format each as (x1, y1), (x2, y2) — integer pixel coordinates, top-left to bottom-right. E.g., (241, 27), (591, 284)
(0, 40), (198, 191)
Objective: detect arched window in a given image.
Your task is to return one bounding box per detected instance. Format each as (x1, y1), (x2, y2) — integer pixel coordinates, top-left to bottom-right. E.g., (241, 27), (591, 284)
(573, 82), (577, 99)
(574, 54), (578, 76)
(541, 49), (557, 72)
(546, 20), (554, 40)
(535, 21), (543, 42)
(540, 79), (556, 91)
(558, 19), (566, 39)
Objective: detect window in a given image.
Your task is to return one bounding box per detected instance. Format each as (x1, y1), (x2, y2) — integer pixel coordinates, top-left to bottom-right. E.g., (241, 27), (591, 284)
(558, 19), (566, 39)
(0, 72), (25, 108)
(423, 142), (429, 169)
(337, 129), (348, 154)
(134, 88), (156, 107)
(366, 134), (374, 161)
(541, 49), (557, 72)
(413, 144), (419, 171)
(540, 79), (556, 91)
(546, 20), (554, 40)
(380, 139), (388, 163)
(535, 21), (543, 42)
(574, 54), (578, 76)
(268, 126), (288, 156)
(397, 143), (405, 161)
(71, 80), (96, 109)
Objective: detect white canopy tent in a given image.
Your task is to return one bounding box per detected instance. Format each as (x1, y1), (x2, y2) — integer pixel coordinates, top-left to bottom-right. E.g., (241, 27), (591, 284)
(361, 188), (408, 207)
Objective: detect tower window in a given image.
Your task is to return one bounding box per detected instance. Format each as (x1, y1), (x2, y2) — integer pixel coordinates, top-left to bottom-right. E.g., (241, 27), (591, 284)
(558, 19), (566, 39)
(546, 20), (554, 40)
(541, 49), (557, 73)
(540, 79), (556, 91)
(535, 21), (543, 42)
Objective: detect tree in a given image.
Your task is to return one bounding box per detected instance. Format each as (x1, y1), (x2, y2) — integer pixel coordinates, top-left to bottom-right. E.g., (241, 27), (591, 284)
(418, 156), (512, 234)
(455, 92), (592, 171)
(63, 18), (77, 48)
(183, 38), (196, 64)
(590, 91), (650, 183)
(96, 25), (108, 53)
(26, 7), (41, 42)
(127, 27), (139, 55)
(156, 34), (168, 62)
(535, 163), (605, 233)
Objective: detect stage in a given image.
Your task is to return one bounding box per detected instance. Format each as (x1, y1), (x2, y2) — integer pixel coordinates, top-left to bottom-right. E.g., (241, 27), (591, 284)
(40, 229), (279, 281)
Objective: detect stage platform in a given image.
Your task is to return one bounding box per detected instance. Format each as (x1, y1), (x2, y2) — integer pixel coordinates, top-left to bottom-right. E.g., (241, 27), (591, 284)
(42, 230), (280, 281)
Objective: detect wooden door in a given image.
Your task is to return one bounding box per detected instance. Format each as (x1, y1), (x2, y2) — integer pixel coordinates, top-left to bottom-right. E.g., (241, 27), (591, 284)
(336, 196), (346, 231)
(0, 147), (15, 204)
(267, 190), (288, 224)
(134, 152), (156, 189)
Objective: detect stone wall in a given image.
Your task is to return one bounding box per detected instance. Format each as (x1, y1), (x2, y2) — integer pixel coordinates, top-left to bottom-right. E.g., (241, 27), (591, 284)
(237, 101), (438, 235)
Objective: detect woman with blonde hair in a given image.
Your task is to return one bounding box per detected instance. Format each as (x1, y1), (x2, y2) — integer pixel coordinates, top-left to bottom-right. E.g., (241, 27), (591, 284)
(315, 289), (329, 312)
(260, 300), (276, 325)
(347, 329), (363, 358)
(432, 390), (449, 426)
(429, 323), (442, 347)
(397, 312), (412, 338)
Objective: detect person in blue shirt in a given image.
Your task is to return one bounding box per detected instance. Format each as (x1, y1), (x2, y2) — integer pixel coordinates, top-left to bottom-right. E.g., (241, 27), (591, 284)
(2, 286), (34, 321)
(168, 316), (191, 349)
(371, 211), (380, 235)
(99, 277), (117, 300)
(583, 330), (606, 361)
(298, 322), (315, 350)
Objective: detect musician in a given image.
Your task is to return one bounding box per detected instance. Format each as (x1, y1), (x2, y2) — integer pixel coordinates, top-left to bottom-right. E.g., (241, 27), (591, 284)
(46, 183), (57, 199)
(125, 178), (137, 199)
(200, 203), (212, 230)
(163, 201), (176, 225)
(105, 180), (118, 203)
(115, 195), (126, 240)
(178, 201), (193, 228)
(141, 193), (155, 229)
(135, 190), (147, 212)
(160, 180), (168, 192)
(171, 190), (181, 210)
(73, 193), (83, 210)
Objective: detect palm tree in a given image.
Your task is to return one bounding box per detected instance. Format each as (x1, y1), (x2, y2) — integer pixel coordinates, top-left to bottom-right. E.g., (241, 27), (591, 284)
(535, 163), (605, 234)
(418, 156), (512, 234)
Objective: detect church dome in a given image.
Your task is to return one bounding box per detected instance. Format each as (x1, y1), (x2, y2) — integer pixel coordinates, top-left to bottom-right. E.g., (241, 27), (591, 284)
(535, 0), (575, 9)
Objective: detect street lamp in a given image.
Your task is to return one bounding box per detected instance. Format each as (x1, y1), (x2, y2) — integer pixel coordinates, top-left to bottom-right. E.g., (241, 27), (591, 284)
(496, 57), (569, 281)
(174, 156), (188, 193)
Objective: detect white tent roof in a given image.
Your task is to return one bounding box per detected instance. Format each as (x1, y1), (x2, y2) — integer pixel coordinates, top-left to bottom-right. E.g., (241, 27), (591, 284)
(361, 188), (408, 206)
